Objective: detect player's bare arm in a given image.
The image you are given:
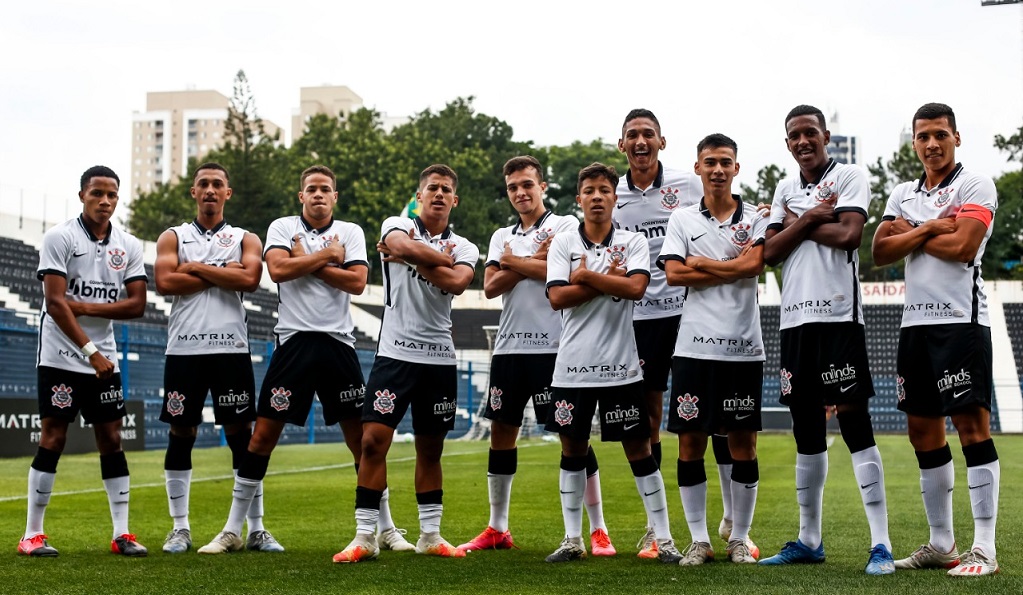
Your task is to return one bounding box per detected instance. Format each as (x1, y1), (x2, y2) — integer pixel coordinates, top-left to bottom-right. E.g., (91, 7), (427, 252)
(569, 253), (648, 300)
(871, 216), (955, 266)
(177, 233), (263, 292)
(686, 244), (765, 282)
(484, 239), (553, 298)
(417, 262), (475, 296)
(763, 198), (837, 266)
(663, 258), (730, 289)
(154, 230), (210, 296)
(265, 234), (343, 283)
(919, 215), (990, 263)
(381, 228), (455, 268)
(290, 235), (368, 295)
(803, 210), (867, 252)
(42, 274), (114, 377)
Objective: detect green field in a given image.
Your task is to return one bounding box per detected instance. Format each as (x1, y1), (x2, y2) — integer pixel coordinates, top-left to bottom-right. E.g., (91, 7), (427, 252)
(1, 434), (1020, 594)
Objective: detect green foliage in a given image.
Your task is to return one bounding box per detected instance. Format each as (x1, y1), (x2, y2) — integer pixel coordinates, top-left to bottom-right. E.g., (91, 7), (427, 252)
(988, 169), (1023, 279)
(994, 124), (1023, 164)
(861, 143), (923, 281)
(545, 140), (629, 217)
(740, 164), (786, 205)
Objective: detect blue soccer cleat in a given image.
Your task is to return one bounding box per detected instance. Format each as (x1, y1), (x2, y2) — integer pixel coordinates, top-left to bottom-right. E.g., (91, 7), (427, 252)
(758, 540), (825, 565)
(865, 543), (895, 575)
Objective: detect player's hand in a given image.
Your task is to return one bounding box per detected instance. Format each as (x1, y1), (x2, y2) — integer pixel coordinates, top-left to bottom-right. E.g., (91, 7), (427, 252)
(499, 242), (515, 269)
(756, 202), (772, 218)
(176, 261), (198, 275)
(569, 253), (589, 284)
(323, 234), (347, 264)
(801, 197), (838, 225)
(533, 236), (553, 261)
(89, 352), (114, 379)
(607, 262), (626, 277)
(782, 203), (798, 228)
(290, 235), (308, 257)
(889, 217), (915, 235)
(923, 217), (957, 236)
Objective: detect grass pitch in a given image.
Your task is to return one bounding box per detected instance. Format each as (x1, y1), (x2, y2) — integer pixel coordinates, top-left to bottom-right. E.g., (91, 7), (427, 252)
(1, 434), (1020, 594)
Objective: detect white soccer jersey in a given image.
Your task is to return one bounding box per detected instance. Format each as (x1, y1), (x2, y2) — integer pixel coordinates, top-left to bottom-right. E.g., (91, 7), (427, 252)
(882, 164), (997, 328)
(165, 220), (250, 355)
(613, 163), (702, 321)
(546, 225), (650, 387)
(264, 215), (368, 346)
(36, 216), (146, 373)
(768, 160), (870, 329)
(486, 210), (578, 355)
(658, 198), (768, 362)
(376, 216), (480, 365)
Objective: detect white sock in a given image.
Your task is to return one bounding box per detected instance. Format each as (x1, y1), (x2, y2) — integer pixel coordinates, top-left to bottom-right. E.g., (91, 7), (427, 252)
(25, 468), (55, 539)
(679, 482), (709, 544)
(718, 463), (733, 521)
(560, 468), (585, 539)
(636, 471), (671, 541)
(920, 460), (956, 553)
(967, 460), (999, 558)
(103, 475), (130, 539)
(418, 503), (443, 535)
(584, 470), (606, 533)
(378, 487), (396, 533)
(488, 474), (514, 533)
(851, 446), (890, 550)
(729, 479), (757, 543)
(225, 476), (259, 537)
(165, 469), (191, 531)
(233, 470), (265, 534)
(355, 507), (380, 536)
(795, 452), (827, 549)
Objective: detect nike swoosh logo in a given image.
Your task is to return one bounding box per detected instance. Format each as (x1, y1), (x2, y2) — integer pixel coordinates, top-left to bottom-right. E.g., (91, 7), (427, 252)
(839, 384), (857, 393)
(616, 202), (635, 209)
(623, 423), (639, 431)
(35, 490), (51, 495)
(235, 406), (249, 414)
(119, 490), (130, 495)
(953, 390), (970, 399)
(72, 252), (88, 257)
(117, 403), (124, 409)
(689, 233), (706, 242)
(744, 484), (757, 489)
(182, 240), (197, 244)
(735, 414), (751, 420)
(169, 494), (184, 500)
(559, 490), (573, 494)
(643, 489), (662, 496)
(860, 481), (878, 489)
(570, 256), (581, 262)
(968, 482), (991, 490)
(442, 415), (454, 422)
(233, 489), (243, 494)
(796, 486), (809, 491)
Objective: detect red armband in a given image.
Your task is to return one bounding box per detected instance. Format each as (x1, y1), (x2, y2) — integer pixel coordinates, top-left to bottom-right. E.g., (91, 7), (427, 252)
(956, 204), (993, 227)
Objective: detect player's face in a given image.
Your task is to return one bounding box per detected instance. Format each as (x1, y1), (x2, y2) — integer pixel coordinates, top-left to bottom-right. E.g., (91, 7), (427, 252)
(79, 176), (119, 225)
(190, 169), (232, 217)
(417, 174), (459, 219)
(785, 115), (830, 172)
(912, 116), (960, 175)
(298, 173), (338, 223)
(576, 176), (618, 224)
(505, 167), (547, 218)
(619, 117), (665, 170)
(695, 146), (739, 198)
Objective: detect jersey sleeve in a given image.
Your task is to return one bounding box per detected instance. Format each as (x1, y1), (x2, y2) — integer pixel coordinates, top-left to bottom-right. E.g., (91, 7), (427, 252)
(626, 234), (650, 277)
(767, 184), (786, 231)
(37, 227), (70, 279)
(485, 228), (505, 269)
(342, 224), (369, 268)
(263, 218), (292, 257)
(834, 165), (870, 217)
(545, 234), (571, 289)
(881, 185), (905, 222)
(751, 208), (771, 244)
(123, 236), (147, 284)
(453, 238), (480, 268)
(554, 214), (580, 234)
(657, 210), (688, 269)
(683, 172), (703, 208)
(380, 216), (412, 242)
(957, 174), (998, 221)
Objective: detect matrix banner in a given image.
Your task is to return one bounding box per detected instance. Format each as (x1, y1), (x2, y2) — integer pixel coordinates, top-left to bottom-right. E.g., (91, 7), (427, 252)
(0, 398), (145, 457)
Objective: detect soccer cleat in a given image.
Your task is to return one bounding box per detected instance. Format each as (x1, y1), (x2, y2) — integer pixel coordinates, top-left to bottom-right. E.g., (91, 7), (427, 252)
(758, 540), (825, 565)
(590, 528), (616, 557)
(656, 539), (684, 564)
(378, 527), (417, 552)
(246, 530), (284, 552)
(678, 541), (714, 566)
(727, 539), (757, 564)
(17, 534), (58, 557)
(332, 533), (379, 563)
(947, 548), (998, 577)
(457, 526), (513, 552)
(865, 544), (896, 575)
(162, 528), (192, 554)
(894, 542), (959, 570)
(415, 532), (466, 558)
(197, 531), (243, 554)
(636, 526), (658, 559)
(717, 518), (759, 559)
(111, 533), (148, 557)
(545, 536), (586, 563)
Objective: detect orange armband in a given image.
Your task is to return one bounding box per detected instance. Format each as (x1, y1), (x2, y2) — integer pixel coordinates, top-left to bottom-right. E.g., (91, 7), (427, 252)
(956, 204), (993, 227)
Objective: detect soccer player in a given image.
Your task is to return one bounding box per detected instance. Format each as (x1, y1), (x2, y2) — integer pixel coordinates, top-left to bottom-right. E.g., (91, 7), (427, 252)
(658, 134), (767, 566)
(758, 105), (894, 574)
(198, 165), (414, 554)
(543, 162), (683, 564)
(334, 164), (479, 563)
(459, 156), (614, 556)
(154, 162), (273, 553)
(872, 102), (1000, 577)
(19, 165), (148, 557)
(614, 109), (740, 558)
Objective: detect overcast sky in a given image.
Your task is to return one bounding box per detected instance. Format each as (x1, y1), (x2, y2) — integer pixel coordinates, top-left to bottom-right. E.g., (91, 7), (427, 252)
(1, 0), (1020, 224)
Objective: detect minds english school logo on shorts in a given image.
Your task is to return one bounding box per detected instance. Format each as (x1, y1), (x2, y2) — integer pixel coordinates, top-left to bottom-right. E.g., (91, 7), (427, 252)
(730, 223), (752, 248)
(780, 368), (793, 396)
(816, 181), (836, 202)
(553, 399), (574, 426)
(269, 387), (292, 412)
(607, 245), (627, 267)
(51, 384), (73, 409)
(933, 187), (954, 208)
(373, 389), (396, 414)
(676, 393), (699, 421)
(107, 248), (126, 271)
(215, 232), (235, 248)
(166, 391), (186, 416)
(660, 187), (681, 210)
(489, 387), (503, 411)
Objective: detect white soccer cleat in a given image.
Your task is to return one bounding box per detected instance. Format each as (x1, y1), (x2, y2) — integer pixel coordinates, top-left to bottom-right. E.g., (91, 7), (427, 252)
(197, 531), (243, 554)
(378, 527), (416, 552)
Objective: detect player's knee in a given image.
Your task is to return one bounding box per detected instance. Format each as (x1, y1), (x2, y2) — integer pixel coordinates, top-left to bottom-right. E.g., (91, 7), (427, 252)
(94, 423), (123, 454)
(951, 409), (990, 444)
(169, 424), (199, 439)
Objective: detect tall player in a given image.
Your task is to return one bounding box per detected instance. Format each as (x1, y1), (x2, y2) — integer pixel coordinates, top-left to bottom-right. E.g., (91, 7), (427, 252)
(759, 105), (894, 575)
(543, 163), (683, 564)
(659, 134), (767, 566)
(459, 156), (614, 556)
(19, 166), (148, 557)
(334, 164), (479, 563)
(154, 163), (274, 554)
(873, 103), (1000, 577)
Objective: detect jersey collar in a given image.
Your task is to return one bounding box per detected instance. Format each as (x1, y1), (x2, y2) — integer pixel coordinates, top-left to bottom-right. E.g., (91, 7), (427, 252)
(798, 158), (837, 187)
(77, 215), (113, 245)
(512, 209), (552, 235)
(577, 221), (615, 249)
(191, 218), (228, 235)
(698, 194), (744, 225)
(625, 161), (664, 191)
(413, 216), (453, 240)
(300, 215), (334, 234)
(915, 162), (964, 193)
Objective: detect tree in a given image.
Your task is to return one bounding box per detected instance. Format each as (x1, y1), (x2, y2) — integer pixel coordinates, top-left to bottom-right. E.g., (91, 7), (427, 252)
(545, 140), (628, 217)
(994, 124), (1023, 164)
(860, 143), (923, 281)
(740, 164), (786, 205)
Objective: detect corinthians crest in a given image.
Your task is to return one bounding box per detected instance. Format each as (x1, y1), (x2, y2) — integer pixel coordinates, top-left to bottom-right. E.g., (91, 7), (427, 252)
(676, 393), (699, 421)
(215, 232), (235, 247)
(166, 391), (185, 416)
(533, 227), (553, 246)
(780, 368), (793, 396)
(607, 245), (627, 267)
(373, 389), (397, 414)
(730, 223), (752, 247)
(107, 248), (126, 271)
(933, 187), (954, 208)
(896, 375), (906, 402)
(489, 387), (503, 411)
(51, 384), (73, 409)
(660, 187), (681, 210)
(816, 181), (836, 201)
(269, 387), (292, 412)
(553, 399), (574, 426)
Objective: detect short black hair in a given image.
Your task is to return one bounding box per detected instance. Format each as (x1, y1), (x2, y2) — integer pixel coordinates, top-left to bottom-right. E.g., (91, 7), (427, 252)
(503, 155), (544, 181)
(913, 102), (957, 132)
(420, 164), (458, 190)
(622, 109), (661, 135)
(784, 105), (827, 129)
(697, 133), (738, 155)
(80, 165), (119, 191)
(577, 162), (619, 192)
(192, 162), (230, 184)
